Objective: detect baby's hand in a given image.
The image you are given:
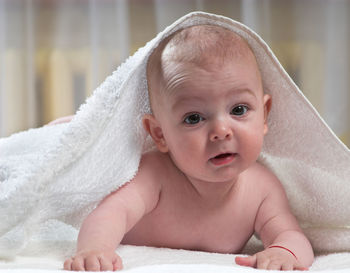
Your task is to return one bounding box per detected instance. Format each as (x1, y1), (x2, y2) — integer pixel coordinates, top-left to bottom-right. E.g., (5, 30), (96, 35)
(235, 247), (308, 271)
(63, 250), (123, 271)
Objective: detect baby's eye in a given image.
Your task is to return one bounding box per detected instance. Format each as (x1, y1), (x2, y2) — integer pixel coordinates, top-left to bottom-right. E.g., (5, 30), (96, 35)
(183, 114), (204, 125)
(230, 105), (249, 116)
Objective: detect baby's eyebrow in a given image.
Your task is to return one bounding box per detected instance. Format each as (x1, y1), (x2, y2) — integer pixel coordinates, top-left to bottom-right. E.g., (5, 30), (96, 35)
(171, 88), (257, 110)
(229, 88), (258, 99)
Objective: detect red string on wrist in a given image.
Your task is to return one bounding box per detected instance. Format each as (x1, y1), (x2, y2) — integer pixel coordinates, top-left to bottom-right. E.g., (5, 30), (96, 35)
(268, 245), (298, 260)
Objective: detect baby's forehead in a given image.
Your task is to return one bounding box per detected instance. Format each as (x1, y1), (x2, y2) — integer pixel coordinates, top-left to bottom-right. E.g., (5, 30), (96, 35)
(146, 25), (258, 111)
(148, 25), (256, 85)
(161, 25), (253, 66)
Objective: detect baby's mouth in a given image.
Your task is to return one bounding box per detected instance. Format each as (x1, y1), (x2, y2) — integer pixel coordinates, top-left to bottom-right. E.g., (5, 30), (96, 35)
(209, 153), (236, 166)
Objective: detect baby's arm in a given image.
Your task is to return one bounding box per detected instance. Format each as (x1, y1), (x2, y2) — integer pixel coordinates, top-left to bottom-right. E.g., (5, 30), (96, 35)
(235, 171), (314, 270)
(64, 153), (161, 271)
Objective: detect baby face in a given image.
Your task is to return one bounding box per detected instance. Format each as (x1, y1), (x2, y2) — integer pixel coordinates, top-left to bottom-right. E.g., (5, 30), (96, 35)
(146, 51), (271, 184)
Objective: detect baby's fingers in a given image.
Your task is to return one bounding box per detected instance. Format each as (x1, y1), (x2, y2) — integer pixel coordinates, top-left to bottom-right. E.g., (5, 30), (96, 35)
(256, 256), (270, 270)
(71, 257), (85, 271)
(112, 254), (123, 271)
(85, 255), (101, 271)
(267, 260), (282, 270)
(294, 264), (309, 271)
(281, 263), (293, 271)
(280, 262), (308, 271)
(99, 256), (114, 271)
(63, 258), (73, 271)
(235, 255), (257, 268)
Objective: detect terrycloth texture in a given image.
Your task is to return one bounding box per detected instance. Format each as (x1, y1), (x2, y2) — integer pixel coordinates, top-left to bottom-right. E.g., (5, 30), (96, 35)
(0, 11), (350, 262)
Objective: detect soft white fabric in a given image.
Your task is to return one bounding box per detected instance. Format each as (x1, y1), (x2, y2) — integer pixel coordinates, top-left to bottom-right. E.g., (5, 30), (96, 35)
(1, 245), (350, 272)
(0, 11), (350, 268)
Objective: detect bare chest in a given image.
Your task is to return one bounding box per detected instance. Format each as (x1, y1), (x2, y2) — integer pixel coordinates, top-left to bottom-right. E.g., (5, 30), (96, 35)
(121, 188), (258, 254)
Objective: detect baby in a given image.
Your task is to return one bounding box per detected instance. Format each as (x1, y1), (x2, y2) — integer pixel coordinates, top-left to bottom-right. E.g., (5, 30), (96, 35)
(62, 25), (314, 271)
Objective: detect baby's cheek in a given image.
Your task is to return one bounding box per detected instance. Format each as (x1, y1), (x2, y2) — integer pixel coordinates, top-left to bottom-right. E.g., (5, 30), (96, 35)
(241, 132), (264, 159)
(170, 136), (203, 161)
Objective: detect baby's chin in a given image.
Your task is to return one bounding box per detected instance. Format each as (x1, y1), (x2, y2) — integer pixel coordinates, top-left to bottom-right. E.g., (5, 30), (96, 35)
(193, 170), (241, 184)
(205, 164), (250, 184)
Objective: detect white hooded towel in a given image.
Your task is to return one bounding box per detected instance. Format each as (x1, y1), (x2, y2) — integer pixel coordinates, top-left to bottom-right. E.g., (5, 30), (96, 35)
(0, 12), (349, 260)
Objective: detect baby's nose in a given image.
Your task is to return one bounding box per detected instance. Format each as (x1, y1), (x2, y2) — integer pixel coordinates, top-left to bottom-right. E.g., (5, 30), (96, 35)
(209, 120), (233, 141)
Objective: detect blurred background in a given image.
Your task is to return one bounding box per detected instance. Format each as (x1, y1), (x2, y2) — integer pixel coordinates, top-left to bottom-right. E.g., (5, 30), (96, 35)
(0, 0), (349, 147)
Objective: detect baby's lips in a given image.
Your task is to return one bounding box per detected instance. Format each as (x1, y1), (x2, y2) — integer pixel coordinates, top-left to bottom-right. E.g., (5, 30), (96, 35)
(209, 153), (236, 166)
(209, 151), (235, 160)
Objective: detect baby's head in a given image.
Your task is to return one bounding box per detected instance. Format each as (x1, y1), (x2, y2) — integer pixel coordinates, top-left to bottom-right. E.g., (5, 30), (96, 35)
(143, 25), (271, 183)
(146, 25), (259, 113)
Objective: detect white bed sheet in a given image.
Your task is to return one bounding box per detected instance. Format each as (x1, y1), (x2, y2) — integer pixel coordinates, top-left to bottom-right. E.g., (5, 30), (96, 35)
(0, 245), (350, 272)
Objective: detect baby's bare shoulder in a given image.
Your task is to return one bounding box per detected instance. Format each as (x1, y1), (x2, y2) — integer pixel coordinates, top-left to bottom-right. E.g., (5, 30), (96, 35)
(246, 162), (285, 195)
(138, 150), (173, 187)
(101, 151), (166, 213)
(250, 162), (301, 239)
(140, 150), (171, 175)
(141, 149), (167, 163)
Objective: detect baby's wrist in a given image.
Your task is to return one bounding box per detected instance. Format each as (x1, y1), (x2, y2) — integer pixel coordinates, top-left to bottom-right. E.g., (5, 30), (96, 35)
(267, 245), (297, 260)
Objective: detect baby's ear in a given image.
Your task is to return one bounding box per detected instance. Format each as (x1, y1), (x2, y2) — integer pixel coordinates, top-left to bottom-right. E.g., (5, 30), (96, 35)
(142, 114), (168, 153)
(263, 94), (272, 135)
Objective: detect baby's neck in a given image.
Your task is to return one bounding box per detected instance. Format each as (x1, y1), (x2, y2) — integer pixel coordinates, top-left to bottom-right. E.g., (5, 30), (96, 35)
(183, 174), (241, 208)
(164, 151), (241, 208)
